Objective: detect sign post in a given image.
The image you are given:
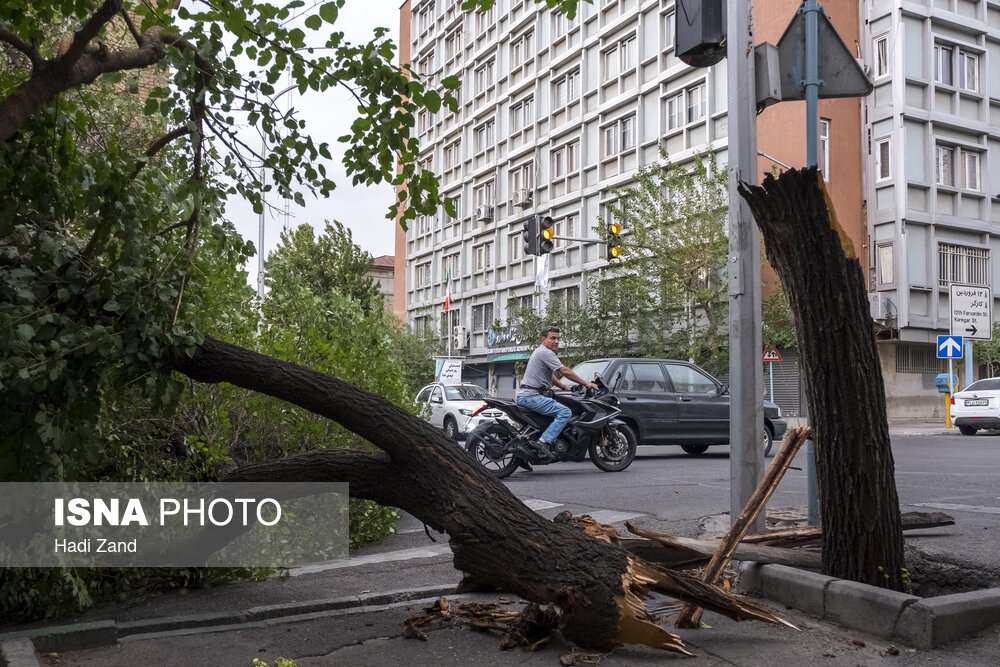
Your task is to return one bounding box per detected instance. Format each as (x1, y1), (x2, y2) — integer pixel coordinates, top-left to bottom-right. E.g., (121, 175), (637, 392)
(937, 335), (964, 428)
(762, 347), (782, 401)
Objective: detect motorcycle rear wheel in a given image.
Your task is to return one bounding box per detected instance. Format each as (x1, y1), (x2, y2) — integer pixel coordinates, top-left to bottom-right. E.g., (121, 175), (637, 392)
(465, 423), (520, 478)
(590, 424), (637, 472)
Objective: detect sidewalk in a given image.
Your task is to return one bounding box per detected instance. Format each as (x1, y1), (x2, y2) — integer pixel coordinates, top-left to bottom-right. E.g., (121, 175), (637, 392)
(783, 416), (955, 438)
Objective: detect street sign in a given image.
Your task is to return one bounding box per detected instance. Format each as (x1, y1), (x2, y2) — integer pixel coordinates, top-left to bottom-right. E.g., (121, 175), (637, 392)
(762, 347), (782, 362)
(937, 335), (963, 359)
(773, 4), (873, 102)
(950, 284), (992, 340)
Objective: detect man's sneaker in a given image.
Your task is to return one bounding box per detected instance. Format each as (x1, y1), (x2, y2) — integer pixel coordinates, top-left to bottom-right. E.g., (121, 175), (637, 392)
(532, 439), (556, 462)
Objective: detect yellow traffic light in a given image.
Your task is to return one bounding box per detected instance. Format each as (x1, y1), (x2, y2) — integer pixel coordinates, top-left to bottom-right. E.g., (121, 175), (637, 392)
(609, 222), (622, 235)
(609, 245), (622, 259)
(542, 227), (554, 241)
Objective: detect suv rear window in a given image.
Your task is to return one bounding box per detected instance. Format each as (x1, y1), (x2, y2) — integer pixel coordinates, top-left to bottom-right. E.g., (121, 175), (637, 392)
(445, 385), (487, 400)
(965, 378), (1000, 392)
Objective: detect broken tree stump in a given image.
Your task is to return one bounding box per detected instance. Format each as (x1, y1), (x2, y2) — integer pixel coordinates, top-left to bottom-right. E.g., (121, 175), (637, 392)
(739, 168), (907, 590)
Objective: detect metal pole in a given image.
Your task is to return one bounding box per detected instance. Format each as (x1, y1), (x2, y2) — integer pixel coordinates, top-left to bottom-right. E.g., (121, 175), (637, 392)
(769, 362), (774, 401)
(256, 84), (298, 302)
(727, 0), (764, 532)
(804, 0), (822, 526)
(964, 339), (973, 389)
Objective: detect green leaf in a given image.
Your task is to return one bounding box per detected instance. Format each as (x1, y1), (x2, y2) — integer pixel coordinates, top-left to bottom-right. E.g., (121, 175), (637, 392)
(16, 324), (35, 342)
(319, 2), (339, 23)
(304, 14), (322, 30)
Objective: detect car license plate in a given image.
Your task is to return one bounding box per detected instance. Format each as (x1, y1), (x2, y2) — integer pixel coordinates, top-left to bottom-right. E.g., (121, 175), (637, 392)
(965, 399), (989, 406)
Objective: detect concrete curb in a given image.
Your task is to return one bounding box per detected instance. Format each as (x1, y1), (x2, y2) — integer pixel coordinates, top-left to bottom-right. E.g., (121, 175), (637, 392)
(739, 563), (1000, 647)
(0, 584), (454, 663)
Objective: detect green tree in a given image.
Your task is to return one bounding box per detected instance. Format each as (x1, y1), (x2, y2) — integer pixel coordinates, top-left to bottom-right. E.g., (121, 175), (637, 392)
(601, 150), (730, 372)
(265, 222), (383, 316)
(762, 284), (798, 351)
(973, 321), (1000, 377)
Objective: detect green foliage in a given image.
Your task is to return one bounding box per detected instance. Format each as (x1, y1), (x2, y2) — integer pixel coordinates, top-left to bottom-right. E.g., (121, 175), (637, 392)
(762, 284), (798, 351)
(349, 499), (399, 550)
(973, 322), (1000, 376)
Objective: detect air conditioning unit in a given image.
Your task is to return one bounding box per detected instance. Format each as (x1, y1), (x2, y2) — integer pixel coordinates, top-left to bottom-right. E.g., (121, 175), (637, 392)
(453, 325), (468, 349)
(868, 292), (885, 320)
(512, 189), (533, 208)
(475, 205), (493, 222)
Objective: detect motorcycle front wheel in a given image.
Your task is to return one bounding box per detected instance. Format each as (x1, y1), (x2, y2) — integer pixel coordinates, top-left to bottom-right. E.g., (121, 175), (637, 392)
(465, 422), (520, 479)
(590, 424), (637, 472)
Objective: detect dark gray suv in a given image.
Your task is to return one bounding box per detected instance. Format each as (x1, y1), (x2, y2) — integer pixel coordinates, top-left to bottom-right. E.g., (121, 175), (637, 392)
(570, 358), (787, 456)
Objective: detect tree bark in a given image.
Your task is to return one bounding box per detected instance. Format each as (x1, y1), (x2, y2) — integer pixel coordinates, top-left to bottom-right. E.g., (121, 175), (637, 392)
(175, 337), (790, 652)
(738, 168), (906, 590)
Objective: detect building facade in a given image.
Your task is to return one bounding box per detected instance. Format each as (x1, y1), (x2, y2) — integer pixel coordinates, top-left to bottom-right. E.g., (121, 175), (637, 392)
(396, 0), (998, 417)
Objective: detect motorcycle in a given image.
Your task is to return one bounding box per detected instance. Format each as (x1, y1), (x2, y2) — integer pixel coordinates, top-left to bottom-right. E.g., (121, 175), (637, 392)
(464, 379), (637, 478)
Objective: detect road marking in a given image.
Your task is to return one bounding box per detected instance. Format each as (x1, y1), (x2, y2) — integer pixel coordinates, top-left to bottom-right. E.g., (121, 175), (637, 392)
(522, 498), (564, 511)
(913, 502), (1000, 515)
(289, 545), (452, 576)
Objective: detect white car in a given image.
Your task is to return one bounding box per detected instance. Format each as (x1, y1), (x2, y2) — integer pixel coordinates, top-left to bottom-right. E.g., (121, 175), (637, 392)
(950, 377), (1000, 435)
(415, 383), (510, 440)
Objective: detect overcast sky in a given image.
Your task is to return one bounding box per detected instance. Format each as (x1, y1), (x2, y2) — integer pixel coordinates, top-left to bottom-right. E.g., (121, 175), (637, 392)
(225, 0), (403, 285)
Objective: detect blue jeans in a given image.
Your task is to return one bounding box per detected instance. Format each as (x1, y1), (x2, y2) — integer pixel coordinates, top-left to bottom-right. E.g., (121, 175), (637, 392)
(516, 394), (572, 444)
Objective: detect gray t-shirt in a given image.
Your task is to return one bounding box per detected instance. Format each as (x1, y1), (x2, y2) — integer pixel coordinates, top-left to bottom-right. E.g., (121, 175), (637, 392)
(517, 345), (562, 397)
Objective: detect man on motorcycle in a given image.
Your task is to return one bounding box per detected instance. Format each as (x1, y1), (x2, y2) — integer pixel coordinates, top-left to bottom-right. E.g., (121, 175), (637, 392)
(515, 326), (598, 462)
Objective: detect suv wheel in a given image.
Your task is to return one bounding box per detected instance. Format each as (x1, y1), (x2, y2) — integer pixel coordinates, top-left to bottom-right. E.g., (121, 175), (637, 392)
(443, 417), (459, 440)
(681, 444), (709, 456)
(762, 426), (774, 457)
(959, 425), (978, 436)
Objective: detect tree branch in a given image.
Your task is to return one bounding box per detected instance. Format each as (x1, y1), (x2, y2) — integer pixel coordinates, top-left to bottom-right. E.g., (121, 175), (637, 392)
(0, 29), (39, 65)
(59, 0), (123, 69)
(130, 126), (191, 180)
(119, 8), (143, 46)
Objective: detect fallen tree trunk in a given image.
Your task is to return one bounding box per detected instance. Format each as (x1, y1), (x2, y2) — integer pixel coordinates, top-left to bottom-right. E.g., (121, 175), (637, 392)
(739, 168), (906, 590)
(742, 511), (956, 548)
(626, 523), (821, 569)
(177, 336), (790, 653)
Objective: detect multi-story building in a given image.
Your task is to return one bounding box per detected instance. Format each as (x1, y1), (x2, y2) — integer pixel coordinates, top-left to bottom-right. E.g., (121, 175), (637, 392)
(396, 0), (998, 418)
(860, 0), (1000, 418)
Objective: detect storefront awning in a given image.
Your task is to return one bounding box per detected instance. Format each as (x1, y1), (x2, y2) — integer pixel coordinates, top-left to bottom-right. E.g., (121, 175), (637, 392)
(490, 352), (531, 362)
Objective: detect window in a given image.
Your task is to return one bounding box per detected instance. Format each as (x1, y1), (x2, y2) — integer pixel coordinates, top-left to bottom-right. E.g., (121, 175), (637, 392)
(662, 11), (675, 51)
(417, 109), (429, 135)
(875, 138), (890, 180)
(509, 232), (523, 262)
(511, 97), (534, 132)
(877, 244), (894, 285)
(555, 213), (578, 247)
(603, 115), (635, 157)
(962, 150), (980, 190)
(415, 262), (432, 288)
(934, 44), (953, 86)
(874, 34), (889, 78)
(603, 35), (636, 81)
(665, 364), (718, 394)
(416, 1), (435, 34)
(686, 83), (706, 123)
(938, 243), (989, 287)
(472, 302), (494, 331)
(509, 161), (533, 192)
(666, 92), (683, 131)
(475, 4), (496, 35)
(475, 59), (495, 94)
(445, 28), (463, 61)
(511, 31), (534, 68)
(620, 363), (668, 392)
(474, 180), (494, 208)
(936, 145), (954, 187)
(819, 118), (830, 181)
(474, 118), (495, 152)
(507, 294), (533, 317)
(474, 241), (494, 272)
(552, 141), (579, 178)
(553, 69), (580, 108)
(553, 11), (577, 39)
(553, 285), (581, 308)
(443, 140), (461, 169)
(959, 50), (979, 92)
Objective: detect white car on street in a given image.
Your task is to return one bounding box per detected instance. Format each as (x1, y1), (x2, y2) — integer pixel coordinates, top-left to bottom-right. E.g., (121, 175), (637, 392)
(950, 377), (1000, 435)
(415, 383), (511, 440)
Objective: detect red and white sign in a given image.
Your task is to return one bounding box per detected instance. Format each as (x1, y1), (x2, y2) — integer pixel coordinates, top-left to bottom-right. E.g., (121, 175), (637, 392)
(762, 347), (782, 362)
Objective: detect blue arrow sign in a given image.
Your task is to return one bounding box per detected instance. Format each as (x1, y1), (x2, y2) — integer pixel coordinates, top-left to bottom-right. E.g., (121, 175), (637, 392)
(937, 335), (964, 359)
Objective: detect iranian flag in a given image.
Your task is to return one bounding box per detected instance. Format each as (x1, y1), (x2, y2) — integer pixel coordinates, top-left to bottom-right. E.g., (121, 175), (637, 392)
(443, 267), (452, 313)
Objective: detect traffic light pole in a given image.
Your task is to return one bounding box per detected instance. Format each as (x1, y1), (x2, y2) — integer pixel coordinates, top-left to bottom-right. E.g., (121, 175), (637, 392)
(727, 0), (765, 532)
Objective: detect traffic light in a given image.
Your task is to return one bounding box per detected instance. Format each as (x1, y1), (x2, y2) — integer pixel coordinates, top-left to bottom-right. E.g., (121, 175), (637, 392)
(522, 216), (539, 256)
(675, 0), (726, 68)
(606, 222), (622, 260)
(538, 215), (554, 254)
